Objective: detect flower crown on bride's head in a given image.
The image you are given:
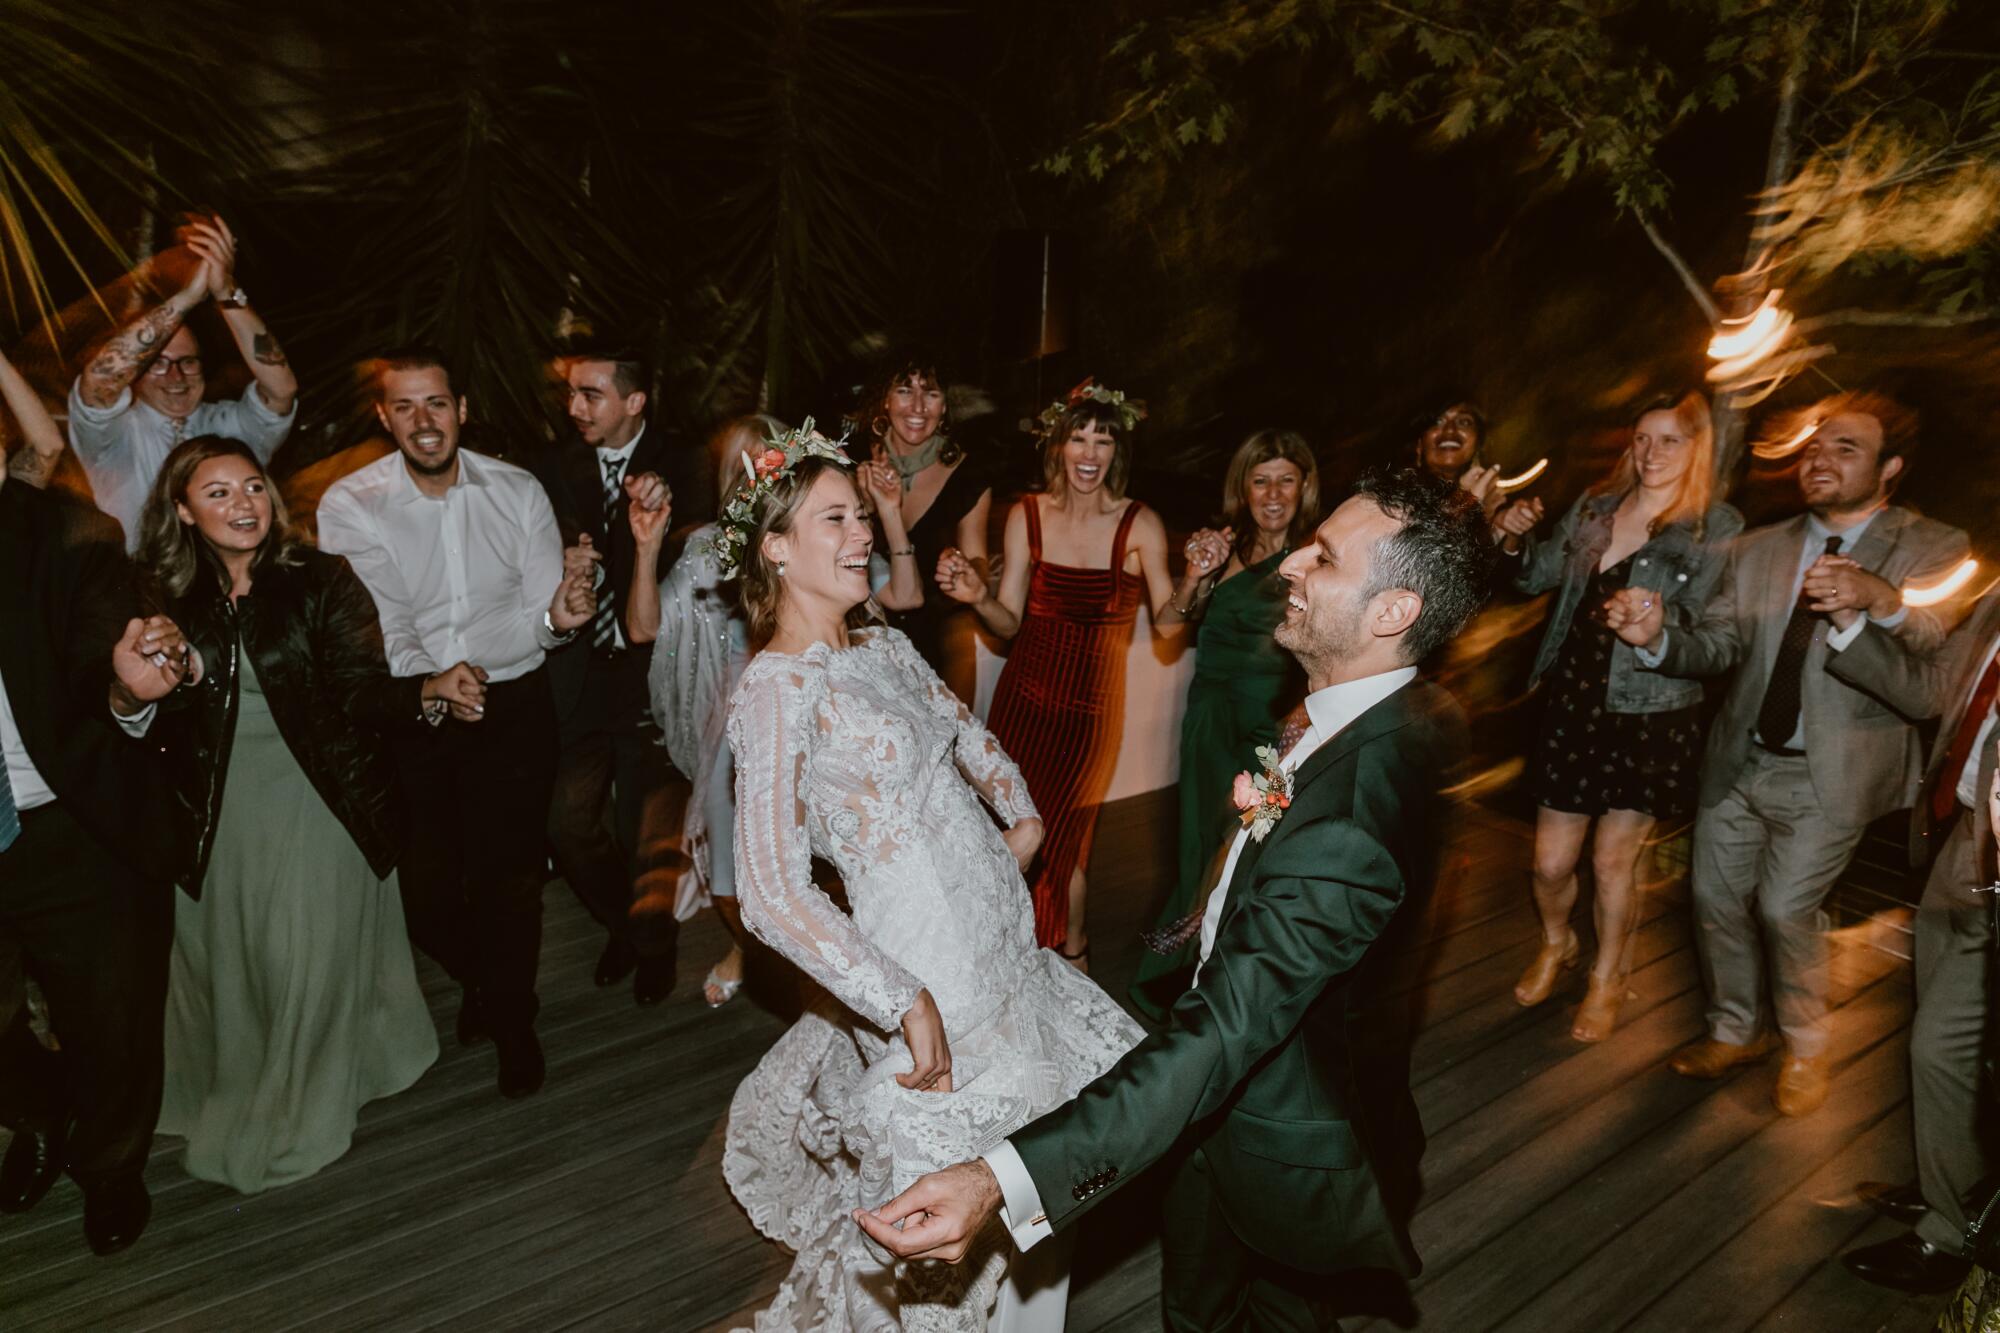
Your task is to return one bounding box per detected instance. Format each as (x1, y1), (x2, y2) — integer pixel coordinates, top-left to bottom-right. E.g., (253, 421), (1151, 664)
(1037, 377), (1146, 438)
(708, 417), (855, 579)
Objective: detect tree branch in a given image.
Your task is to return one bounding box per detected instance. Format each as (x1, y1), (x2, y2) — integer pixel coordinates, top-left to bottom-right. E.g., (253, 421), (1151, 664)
(1638, 215), (1719, 323)
(1796, 306), (1999, 333)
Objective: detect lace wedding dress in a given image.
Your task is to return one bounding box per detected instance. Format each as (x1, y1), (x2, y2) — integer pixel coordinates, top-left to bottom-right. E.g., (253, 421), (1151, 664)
(724, 626), (1143, 1332)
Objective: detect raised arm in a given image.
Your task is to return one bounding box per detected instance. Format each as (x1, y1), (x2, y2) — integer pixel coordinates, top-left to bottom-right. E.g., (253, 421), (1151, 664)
(188, 218), (298, 417)
(77, 267), (209, 413)
(0, 347), (64, 488)
(858, 459), (924, 612)
(940, 498), (1029, 639)
(729, 665), (928, 1032)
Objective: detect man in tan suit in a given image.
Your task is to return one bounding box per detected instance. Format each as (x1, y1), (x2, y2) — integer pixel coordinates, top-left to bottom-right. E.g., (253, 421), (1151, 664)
(1827, 583), (1998, 1291)
(1610, 392), (1966, 1116)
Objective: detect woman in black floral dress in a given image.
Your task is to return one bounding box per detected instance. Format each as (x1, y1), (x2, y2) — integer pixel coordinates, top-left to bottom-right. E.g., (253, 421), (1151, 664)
(1493, 392), (1741, 1042)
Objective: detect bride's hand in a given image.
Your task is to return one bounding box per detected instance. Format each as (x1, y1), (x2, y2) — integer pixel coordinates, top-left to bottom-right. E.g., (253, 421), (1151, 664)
(1002, 817), (1043, 871)
(898, 989), (953, 1093)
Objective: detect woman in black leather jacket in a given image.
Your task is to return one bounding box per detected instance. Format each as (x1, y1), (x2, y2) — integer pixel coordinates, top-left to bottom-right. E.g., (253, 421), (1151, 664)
(136, 435), (439, 1194)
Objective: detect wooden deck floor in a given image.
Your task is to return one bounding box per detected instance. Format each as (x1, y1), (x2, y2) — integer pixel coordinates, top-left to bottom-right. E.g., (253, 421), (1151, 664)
(0, 793), (1952, 1332)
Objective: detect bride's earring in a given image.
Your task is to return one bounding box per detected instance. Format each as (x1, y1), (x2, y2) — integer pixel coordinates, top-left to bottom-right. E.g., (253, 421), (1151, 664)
(776, 560), (788, 577)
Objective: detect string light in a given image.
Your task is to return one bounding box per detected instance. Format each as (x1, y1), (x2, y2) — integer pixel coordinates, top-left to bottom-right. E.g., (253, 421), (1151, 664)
(1707, 290), (1795, 385)
(1903, 559), (1979, 608)
(1495, 458), (1548, 491)
(1751, 420), (1819, 460)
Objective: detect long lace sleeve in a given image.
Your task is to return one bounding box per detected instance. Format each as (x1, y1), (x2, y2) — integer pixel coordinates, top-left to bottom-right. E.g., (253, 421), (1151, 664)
(729, 660), (926, 1032)
(883, 630), (1037, 827)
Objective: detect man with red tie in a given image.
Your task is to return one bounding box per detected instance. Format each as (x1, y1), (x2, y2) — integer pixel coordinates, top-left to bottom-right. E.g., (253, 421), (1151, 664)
(1828, 574), (1998, 1292)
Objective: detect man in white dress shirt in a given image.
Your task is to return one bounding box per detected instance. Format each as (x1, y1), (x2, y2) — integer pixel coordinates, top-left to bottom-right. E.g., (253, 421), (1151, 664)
(858, 469), (1495, 1331)
(67, 216), (298, 550)
(318, 348), (595, 1099)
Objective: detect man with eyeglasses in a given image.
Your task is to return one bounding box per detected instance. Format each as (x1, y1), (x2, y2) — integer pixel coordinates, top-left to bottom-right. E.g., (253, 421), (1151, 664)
(67, 215), (298, 551)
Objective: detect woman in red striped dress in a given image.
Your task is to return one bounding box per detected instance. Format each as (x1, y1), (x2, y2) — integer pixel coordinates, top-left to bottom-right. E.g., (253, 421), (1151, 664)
(938, 383), (1195, 967)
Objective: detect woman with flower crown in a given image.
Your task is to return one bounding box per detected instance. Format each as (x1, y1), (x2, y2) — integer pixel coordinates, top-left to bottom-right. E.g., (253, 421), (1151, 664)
(717, 423), (1143, 1331)
(938, 381), (1195, 966)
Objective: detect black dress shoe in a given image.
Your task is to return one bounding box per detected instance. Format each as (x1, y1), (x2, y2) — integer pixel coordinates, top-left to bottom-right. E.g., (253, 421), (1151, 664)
(595, 936), (638, 989)
(456, 989), (489, 1047)
(633, 956), (677, 1007)
(1841, 1232), (1972, 1293)
(1855, 1180), (1928, 1227)
(0, 1123), (66, 1214)
(493, 1028), (546, 1099)
(81, 1175), (150, 1257)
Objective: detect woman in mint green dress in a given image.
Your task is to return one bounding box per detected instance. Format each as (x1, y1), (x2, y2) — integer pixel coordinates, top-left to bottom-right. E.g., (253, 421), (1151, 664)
(138, 437), (438, 1194)
(1131, 430), (1319, 1020)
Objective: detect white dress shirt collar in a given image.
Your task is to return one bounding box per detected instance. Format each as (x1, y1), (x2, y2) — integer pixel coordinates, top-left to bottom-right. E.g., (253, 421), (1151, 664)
(390, 446), (493, 506)
(1294, 665), (1422, 762)
(597, 424), (645, 472)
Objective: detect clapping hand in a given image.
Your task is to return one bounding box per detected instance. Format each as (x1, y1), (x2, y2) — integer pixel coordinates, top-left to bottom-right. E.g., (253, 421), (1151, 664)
(110, 615), (193, 710)
(1602, 586), (1665, 649)
(1801, 554), (1897, 630)
(935, 547), (984, 604)
(180, 215), (237, 300)
(625, 472), (671, 547)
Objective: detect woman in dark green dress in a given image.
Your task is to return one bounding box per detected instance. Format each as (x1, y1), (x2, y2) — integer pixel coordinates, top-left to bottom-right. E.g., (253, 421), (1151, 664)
(1131, 429), (1319, 1020)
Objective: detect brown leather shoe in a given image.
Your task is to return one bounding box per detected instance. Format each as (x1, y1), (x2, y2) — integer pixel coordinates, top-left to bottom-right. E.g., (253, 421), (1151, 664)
(1668, 1033), (1779, 1079)
(1570, 975), (1626, 1043)
(1513, 928), (1580, 1007)
(1774, 1052), (1830, 1116)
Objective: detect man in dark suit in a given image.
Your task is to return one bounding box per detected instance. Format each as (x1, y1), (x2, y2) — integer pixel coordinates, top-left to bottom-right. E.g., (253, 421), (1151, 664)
(0, 461), (191, 1255)
(1609, 392), (1966, 1116)
(1827, 579), (1998, 1291)
(527, 344), (680, 1003)
(858, 468), (1495, 1330)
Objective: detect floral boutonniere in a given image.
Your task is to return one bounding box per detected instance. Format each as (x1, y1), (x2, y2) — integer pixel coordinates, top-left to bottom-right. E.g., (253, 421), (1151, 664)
(1231, 744), (1292, 843)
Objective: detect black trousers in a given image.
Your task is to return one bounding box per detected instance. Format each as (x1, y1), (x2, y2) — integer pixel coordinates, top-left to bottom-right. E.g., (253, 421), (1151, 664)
(393, 669), (559, 1034)
(548, 648), (678, 959)
(0, 802), (173, 1187)
(1161, 1148), (1344, 1333)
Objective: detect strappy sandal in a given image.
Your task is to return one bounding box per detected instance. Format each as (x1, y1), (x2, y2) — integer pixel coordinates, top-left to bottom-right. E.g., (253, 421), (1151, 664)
(704, 967), (744, 1009)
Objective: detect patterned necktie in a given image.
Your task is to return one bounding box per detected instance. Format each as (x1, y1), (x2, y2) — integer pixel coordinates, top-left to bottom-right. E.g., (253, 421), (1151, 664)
(1754, 534), (1843, 750)
(0, 754), (20, 854)
(1277, 702), (1313, 758)
(1929, 644), (2000, 827)
(592, 455), (624, 650)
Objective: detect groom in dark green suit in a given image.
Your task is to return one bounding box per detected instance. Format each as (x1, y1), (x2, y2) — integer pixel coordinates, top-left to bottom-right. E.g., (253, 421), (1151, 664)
(858, 468), (1496, 1330)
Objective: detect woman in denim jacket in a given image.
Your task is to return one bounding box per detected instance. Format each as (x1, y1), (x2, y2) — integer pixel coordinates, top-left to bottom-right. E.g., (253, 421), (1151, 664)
(1495, 391), (1742, 1042)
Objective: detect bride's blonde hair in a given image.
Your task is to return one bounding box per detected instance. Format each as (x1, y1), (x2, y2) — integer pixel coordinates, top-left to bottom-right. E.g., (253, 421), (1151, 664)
(738, 455), (882, 650)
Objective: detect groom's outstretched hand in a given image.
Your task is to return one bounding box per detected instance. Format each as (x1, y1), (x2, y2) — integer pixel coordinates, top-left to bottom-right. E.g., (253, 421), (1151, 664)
(852, 1160), (1004, 1263)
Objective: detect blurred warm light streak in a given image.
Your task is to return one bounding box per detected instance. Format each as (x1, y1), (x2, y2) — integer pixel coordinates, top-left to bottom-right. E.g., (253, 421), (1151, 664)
(1495, 458), (1548, 491)
(1706, 290), (1795, 383)
(1752, 419), (1819, 460)
(1903, 559), (1980, 608)
(1442, 756), (1523, 802)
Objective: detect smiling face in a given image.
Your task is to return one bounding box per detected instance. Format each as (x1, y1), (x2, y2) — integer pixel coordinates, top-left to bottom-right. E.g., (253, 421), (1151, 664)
(1799, 410), (1898, 514)
(1416, 402), (1482, 482)
(1244, 458), (1304, 538)
(1061, 422), (1117, 496)
(1630, 407), (1695, 492)
(1274, 495), (1413, 679)
(881, 373), (945, 452)
(375, 365), (467, 480)
(135, 326), (206, 421)
(175, 452), (272, 558)
(763, 467), (876, 617)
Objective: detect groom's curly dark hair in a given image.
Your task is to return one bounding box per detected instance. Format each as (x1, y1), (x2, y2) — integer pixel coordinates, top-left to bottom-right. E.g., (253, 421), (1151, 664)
(1352, 465), (1496, 664)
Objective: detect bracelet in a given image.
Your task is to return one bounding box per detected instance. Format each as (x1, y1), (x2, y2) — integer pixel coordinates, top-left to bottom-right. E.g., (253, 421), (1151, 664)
(890, 545), (916, 557)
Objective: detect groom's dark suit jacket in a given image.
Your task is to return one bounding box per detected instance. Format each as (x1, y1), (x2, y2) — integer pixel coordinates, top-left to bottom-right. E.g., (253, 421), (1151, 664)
(1012, 678), (1463, 1277)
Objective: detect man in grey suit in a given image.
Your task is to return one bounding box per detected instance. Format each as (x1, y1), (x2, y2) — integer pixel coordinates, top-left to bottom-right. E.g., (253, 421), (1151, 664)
(1609, 392), (1967, 1116)
(1829, 582), (1998, 1291)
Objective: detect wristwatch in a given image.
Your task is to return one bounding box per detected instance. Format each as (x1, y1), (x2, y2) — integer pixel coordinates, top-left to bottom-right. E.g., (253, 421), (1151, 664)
(542, 608), (579, 644)
(216, 287), (249, 309)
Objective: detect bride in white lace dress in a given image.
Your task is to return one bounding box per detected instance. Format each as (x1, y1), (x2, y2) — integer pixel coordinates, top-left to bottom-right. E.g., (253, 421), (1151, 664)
(719, 437), (1143, 1332)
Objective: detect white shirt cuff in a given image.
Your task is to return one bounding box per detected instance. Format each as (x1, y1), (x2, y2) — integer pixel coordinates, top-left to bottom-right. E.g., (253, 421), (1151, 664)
(1826, 616), (1868, 652)
(982, 1142), (1052, 1252)
(112, 701), (156, 736)
(1868, 604), (1910, 632)
(1634, 629), (1669, 669)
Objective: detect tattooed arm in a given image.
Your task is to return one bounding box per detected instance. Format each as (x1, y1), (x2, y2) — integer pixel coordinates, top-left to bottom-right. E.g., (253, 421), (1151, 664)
(77, 271), (209, 410)
(0, 346), (64, 488)
(191, 216), (298, 416)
